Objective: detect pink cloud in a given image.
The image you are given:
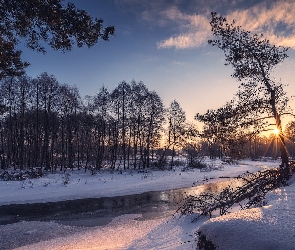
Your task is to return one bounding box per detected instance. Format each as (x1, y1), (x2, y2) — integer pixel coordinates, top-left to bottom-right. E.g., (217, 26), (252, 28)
(158, 1), (295, 50)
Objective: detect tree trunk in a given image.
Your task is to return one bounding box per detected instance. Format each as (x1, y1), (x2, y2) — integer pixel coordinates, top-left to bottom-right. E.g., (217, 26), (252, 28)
(276, 113), (290, 178)
(258, 60), (289, 177)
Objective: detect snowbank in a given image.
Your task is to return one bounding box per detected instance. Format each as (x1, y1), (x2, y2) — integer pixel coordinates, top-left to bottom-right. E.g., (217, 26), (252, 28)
(197, 176), (295, 250)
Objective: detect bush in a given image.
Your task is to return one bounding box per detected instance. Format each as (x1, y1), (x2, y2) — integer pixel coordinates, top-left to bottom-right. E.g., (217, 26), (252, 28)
(0, 169), (43, 181)
(188, 161), (207, 169)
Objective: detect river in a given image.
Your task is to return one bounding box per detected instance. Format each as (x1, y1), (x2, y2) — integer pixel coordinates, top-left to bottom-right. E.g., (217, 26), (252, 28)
(0, 177), (240, 227)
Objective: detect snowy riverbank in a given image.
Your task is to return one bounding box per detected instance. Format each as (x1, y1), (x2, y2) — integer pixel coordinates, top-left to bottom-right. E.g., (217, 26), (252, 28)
(0, 159), (277, 205)
(197, 175), (295, 250)
(1, 159), (289, 249)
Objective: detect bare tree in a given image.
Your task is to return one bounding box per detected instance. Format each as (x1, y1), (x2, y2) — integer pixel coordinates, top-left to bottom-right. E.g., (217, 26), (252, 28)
(167, 100), (186, 167)
(92, 86), (111, 170)
(111, 81), (132, 170)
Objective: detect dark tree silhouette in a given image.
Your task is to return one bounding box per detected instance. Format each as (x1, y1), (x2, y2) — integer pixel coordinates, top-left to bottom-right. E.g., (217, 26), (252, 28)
(167, 100), (186, 167)
(208, 12), (291, 175)
(0, 0), (115, 78)
(195, 98), (263, 160)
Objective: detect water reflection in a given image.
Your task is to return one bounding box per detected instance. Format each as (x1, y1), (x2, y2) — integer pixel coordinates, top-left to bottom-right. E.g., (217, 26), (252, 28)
(55, 178), (242, 227)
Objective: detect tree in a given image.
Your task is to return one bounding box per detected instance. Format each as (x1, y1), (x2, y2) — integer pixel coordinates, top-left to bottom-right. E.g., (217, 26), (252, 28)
(92, 86), (111, 170)
(35, 73), (60, 170)
(195, 90), (269, 160)
(208, 12), (291, 174)
(285, 121), (295, 159)
(111, 81), (132, 170)
(58, 83), (81, 170)
(142, 90), (165, 168)
(128, 81), (149, 169)
(0, 0), (115, 79)
(166, 100), (186, 168)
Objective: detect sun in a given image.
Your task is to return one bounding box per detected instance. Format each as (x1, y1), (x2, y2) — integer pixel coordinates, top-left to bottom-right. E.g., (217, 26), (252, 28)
(273, 128), (280, 136)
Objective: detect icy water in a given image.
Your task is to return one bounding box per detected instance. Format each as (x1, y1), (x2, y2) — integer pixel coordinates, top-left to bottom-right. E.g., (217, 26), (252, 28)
(0, 178), (241, 227)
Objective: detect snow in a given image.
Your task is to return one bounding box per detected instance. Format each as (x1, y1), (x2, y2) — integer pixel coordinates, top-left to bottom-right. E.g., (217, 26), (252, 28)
(129, 214), (207, 250)
(197, 175), (295, 250)
(0, 158), (290, 249)
(13, 214), (166, 250)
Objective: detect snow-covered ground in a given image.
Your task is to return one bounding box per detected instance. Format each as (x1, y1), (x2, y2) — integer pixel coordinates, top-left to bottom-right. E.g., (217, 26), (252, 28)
(197, 175), (295, 250)
(1, 159), (290, 249)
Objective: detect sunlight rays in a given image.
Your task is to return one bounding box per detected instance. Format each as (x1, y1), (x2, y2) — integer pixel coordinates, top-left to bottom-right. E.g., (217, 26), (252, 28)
(261, 129), (292, 159)
(263, 131), (295, 159)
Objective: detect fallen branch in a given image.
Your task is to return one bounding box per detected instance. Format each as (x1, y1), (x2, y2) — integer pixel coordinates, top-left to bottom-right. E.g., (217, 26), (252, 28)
(177, 161), (295, 221)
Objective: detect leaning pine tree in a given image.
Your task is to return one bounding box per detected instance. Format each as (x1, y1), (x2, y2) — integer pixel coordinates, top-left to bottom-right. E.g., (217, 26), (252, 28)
(208, 12), (291, 178)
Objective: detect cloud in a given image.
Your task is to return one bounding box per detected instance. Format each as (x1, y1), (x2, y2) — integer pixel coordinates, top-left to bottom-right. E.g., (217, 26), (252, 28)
(156, 7), (211, 49)
(227, 1), (295, 48)
(157, 30), (210, 49)
(156, 0), (295, 50)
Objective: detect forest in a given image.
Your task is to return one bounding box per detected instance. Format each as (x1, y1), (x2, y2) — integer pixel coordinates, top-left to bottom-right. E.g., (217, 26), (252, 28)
(0, 72), (294, 172)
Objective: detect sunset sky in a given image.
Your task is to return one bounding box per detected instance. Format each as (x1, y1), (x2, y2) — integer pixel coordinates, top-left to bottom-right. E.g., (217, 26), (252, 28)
(22, 0), (295, 126)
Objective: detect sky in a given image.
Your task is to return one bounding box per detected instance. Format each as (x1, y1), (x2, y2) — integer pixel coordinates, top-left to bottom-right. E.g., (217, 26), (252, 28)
(21, 0), (295, 125)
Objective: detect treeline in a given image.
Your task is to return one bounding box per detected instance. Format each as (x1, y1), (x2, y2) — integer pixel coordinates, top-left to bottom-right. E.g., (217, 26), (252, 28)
(200, 133), (295, 160)
(0, 72), (294, 172)
(0, 73), (168, 171)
